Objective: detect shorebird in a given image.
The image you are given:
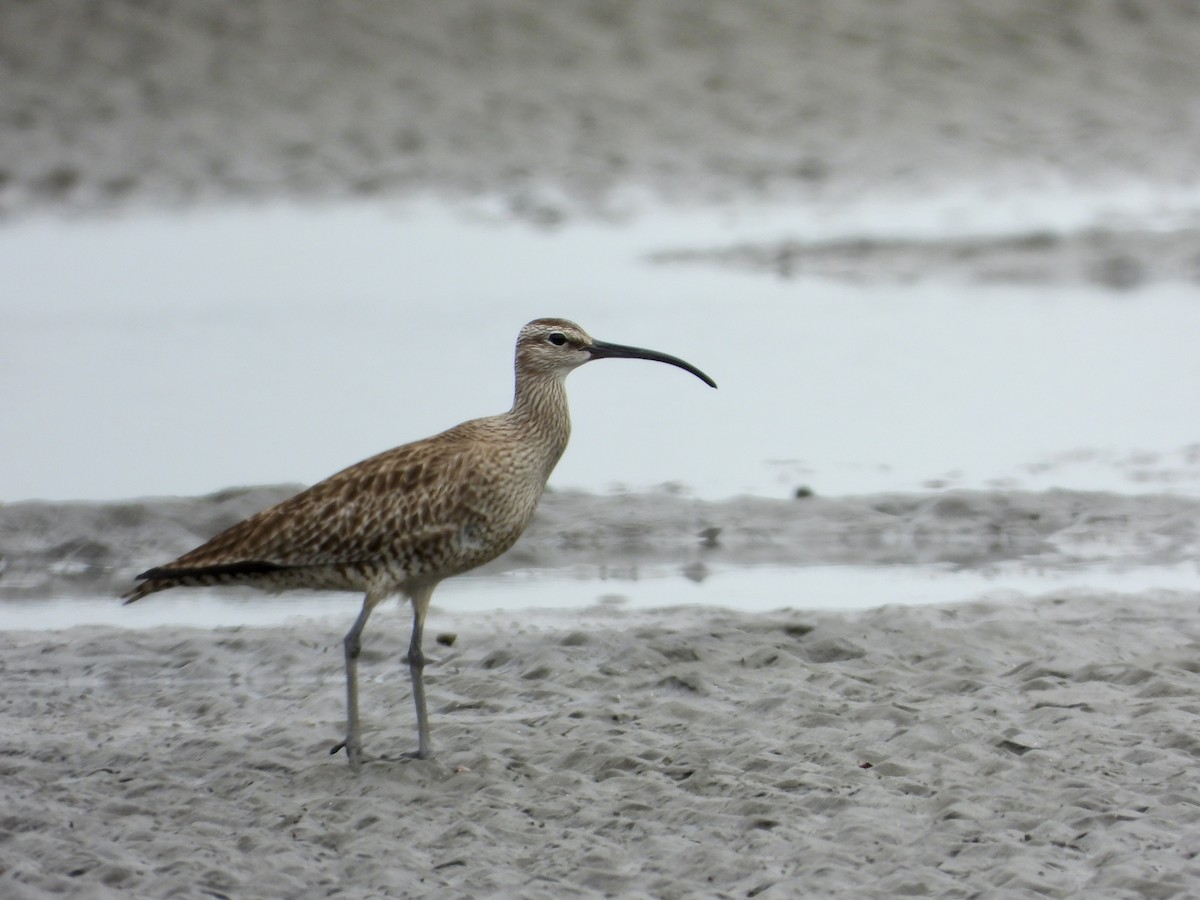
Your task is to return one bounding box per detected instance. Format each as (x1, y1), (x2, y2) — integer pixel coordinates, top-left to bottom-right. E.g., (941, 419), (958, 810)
(123, 318), (715, 766)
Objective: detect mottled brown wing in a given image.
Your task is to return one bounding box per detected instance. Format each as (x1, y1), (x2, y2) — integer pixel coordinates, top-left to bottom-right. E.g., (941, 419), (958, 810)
(139, 424), (501, 581)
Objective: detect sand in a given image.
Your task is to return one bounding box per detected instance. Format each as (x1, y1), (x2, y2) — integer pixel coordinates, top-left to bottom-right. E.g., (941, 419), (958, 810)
(3, 1), (1200, 896)
(3, 591), (1200, 898)
(4, 1), (1200, 227)
(3, 490), (1200, 897)
(648, 226), (1200, 289)
(4, 487), (1199, 599)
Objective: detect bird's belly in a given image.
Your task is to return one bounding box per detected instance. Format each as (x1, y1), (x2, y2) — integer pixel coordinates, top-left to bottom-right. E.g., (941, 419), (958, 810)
(437, 517), (528, 577)
(423, 488), (542, 579)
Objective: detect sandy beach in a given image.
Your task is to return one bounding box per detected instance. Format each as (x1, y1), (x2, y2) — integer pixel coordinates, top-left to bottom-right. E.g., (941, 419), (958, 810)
(3, 489), (1199, 897)
(5, 0), (1200, 222)
(3, 1), (1200, 897)
(2, 590), (1199, 897)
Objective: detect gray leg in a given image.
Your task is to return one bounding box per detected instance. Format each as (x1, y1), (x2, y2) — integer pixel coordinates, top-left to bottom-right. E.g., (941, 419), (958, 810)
(408, 583), (437, 759)
(334, 593), (377, 768)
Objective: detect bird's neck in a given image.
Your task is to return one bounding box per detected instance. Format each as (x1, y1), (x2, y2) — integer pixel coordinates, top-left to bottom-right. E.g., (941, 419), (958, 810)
(509, 371), (572, 467)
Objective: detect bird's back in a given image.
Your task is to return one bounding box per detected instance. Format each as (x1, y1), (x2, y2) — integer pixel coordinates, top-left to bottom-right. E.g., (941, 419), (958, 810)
(125, 413), (557, 601)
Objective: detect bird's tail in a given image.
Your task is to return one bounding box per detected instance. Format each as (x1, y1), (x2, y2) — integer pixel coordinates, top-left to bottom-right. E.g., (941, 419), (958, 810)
(121, 576), (174, 605)
(122, 560), (290, 604)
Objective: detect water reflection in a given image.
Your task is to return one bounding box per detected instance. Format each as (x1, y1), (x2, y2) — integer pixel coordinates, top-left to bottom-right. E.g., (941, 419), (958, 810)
(4, 560), (1195, 631)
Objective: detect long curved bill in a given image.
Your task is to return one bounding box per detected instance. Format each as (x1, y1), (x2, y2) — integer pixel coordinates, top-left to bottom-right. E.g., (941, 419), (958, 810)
(588, 339), (717, 388)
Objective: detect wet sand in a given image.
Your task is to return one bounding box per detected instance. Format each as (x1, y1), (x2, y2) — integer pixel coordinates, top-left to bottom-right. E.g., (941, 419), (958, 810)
(649, 225), (1200, 289)
(5, 1), (1200, 218)
(4, 0), (1200, 290)
(3, 490), (1200, 896)
(4, 487), (1198, 599)
(4, 592), (1200, 897)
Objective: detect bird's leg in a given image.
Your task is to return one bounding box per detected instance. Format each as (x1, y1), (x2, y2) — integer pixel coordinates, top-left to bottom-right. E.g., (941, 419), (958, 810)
(407, 583), (436, 759)
(333, 594), (376, 768)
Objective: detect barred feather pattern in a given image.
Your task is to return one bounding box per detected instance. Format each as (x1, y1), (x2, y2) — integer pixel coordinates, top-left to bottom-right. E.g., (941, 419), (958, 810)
(123, 319), (591, 605)
(124, 412), (566, 602)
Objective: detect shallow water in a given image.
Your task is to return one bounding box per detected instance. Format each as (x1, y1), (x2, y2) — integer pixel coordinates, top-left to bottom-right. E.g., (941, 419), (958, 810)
(3, 198), (1200, 503)
(3, 560), (1195, 631)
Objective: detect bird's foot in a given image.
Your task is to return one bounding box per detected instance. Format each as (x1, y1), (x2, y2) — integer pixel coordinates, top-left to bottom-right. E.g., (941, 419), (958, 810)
(329, 738), (365, 768)
(328, 739), (433, 765)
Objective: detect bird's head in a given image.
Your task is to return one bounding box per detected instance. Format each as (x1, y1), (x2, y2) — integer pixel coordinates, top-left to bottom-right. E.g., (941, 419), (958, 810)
(515, 318), (717, 387)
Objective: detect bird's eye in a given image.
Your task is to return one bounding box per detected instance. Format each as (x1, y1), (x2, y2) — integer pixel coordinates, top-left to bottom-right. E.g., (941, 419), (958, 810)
(548, 332), (567, 346)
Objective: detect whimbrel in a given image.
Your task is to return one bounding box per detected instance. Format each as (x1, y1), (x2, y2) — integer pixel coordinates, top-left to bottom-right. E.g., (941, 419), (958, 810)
(123, 319), (715, 766)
